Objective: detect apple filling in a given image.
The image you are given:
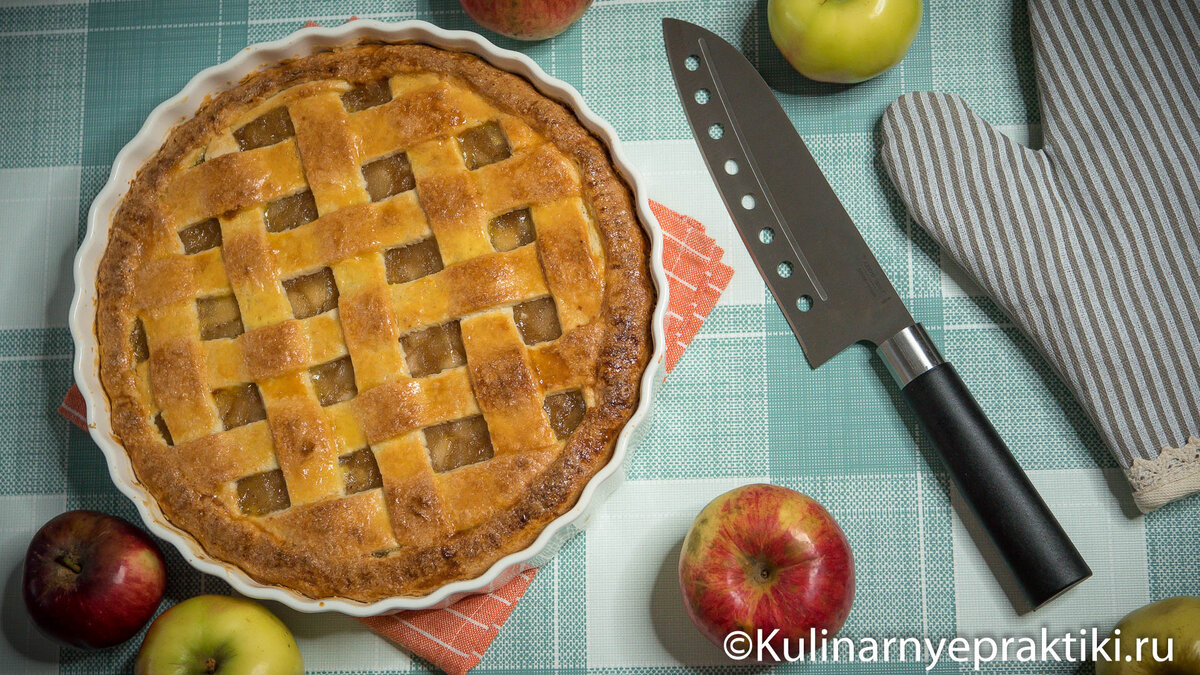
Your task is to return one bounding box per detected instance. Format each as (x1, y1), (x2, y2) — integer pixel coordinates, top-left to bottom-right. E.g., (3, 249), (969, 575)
(362, 152), (415, 202)
(179, 218), (222, 254)
(513, 297), (561, 345)
(234, 106), (295, 151)
(131, 319), (149, 362)
(341, 79), (392, 113)
(384, 237), (443, 284)
(197, 295), (244, 340)
(236, 469), (290, 516)
(283, 267), (339, 320)
(423, 415), (494, 473)
(339, 447), (383, 495)
(543, 390), (586, 440)
(401, 321), (466, 378)
(154, 412), (173, 446)
(459, 121), (511, 170)
(213, 383), (266, 430)
(489, 208), (535, 252)
(264, 190), (318, 233)
(309, 356), (357, 407)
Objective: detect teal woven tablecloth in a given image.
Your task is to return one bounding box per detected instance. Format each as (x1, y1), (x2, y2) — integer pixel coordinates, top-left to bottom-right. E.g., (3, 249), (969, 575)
(1, 1), (1197, 673)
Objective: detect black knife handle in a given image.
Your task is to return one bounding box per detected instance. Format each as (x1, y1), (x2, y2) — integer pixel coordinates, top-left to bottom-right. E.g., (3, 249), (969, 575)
(880, 327), (1091, 609)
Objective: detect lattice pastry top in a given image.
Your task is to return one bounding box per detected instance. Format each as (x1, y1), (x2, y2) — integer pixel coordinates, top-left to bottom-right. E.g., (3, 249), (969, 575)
(95, 43), (654, 601)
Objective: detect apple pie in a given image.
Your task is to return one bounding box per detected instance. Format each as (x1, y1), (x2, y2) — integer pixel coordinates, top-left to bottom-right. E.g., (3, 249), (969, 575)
(94, 43), (654, 601)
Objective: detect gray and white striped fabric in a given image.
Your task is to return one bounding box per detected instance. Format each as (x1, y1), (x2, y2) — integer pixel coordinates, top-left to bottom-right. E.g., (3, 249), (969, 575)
(880, 0), (1200, 512)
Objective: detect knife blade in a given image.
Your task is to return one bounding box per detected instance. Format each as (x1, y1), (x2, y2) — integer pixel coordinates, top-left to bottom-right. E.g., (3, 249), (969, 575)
(664, 18), (1091, 610)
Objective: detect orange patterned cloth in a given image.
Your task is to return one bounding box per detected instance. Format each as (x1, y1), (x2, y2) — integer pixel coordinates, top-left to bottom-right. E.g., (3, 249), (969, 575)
(359, 569), (538, 674)
(652, 201), (734, 370)
(60, 201), (730, 674)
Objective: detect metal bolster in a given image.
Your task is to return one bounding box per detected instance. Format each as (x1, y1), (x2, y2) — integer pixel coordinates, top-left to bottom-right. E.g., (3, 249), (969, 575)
(877, 324), (944, 388)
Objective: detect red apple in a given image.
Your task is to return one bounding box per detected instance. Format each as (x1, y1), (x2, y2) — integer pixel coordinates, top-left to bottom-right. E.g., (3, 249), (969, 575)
(23, 510), (166, 649)
(458, 0), (593, 41)
(679, 484), (854, 661)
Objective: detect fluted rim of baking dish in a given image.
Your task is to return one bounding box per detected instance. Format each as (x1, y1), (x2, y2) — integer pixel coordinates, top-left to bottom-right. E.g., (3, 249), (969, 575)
(69, 19), (668, 615)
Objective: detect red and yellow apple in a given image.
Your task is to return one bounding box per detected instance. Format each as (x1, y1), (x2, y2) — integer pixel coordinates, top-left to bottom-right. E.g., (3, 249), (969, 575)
(22, 510), (166, 649)
(768, 0), (922, 83)
(1096, 596), (1200, 674)
(135, 595), (303, 675)
(458, 0), (593, 41)
(679, 484), (854, 660)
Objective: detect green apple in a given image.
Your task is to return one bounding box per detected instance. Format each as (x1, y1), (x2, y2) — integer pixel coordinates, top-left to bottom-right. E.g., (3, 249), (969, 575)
(767, 0), (922, 84)
(1096, 597), (1200, 674)
(134, 595), (303, 675)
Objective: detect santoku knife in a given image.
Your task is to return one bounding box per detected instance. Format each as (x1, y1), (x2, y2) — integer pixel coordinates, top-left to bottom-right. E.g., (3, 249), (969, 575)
(663, 18), (1090, 609)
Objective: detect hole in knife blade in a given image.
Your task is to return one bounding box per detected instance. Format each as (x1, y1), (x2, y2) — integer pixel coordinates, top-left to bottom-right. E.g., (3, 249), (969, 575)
(708, 123), (724, 140)
(797, 295), (813, 312)
(685, 55), (700, 71)
(777, 261), (793, 278)
(725, 159), (739, 175)
(695, 89), (710, 104)
(758, 228), (773, 244)
(741, 194), (756, 210)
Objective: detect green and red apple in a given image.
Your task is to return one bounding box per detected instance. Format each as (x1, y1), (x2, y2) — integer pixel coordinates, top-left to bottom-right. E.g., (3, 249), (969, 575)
(23, 510), (166, 649)
(679, 484), (855, 661)
(458, 0), (593, 41)
(135, 595), (303, 675)
(768, 0), (922, 83)
(1096, 596), (1200, 674)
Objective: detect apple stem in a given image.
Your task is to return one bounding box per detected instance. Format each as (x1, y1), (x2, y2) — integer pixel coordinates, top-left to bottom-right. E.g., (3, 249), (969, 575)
(205, 658), (217, 674)
(55, 553), (82, 575)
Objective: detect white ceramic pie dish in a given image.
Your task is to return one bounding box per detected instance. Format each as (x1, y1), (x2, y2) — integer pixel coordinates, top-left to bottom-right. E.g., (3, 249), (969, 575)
(69, 19), (668, 615)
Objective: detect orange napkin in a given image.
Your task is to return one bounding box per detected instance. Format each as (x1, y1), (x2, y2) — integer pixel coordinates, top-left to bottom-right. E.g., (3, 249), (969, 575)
(60, 202), (731, 673)
(653, 201), (735, 370)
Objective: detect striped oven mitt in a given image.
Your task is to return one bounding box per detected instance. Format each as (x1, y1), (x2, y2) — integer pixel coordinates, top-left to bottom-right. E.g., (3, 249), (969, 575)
(879, 0), (1200, 512)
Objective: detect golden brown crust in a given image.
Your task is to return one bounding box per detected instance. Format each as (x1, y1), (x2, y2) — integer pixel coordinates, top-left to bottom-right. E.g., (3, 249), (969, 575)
(241, 321), (310, 380)
(95, 43), (654, 601)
